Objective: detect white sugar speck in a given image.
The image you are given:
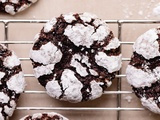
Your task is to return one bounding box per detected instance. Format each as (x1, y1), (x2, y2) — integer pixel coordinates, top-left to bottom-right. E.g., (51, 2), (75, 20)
(123, 95), (132, 103)
(138, 10), (143, 15)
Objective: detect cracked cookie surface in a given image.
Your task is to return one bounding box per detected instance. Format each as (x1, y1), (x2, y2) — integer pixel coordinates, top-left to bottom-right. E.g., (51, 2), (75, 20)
(30, 13), (122, 103)
(0, 44), (26, 120)
(20, 112), (69, 120)
(0, 0), (38, 15)
(126, 27), (160, 114)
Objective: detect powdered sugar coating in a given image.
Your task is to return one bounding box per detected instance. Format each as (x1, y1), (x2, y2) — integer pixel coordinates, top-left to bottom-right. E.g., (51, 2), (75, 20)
(95, 52), (122, 73)
(44, 18), (57, 33)
(91, 24), (110, 41)
(5, 5), (15, 15)
(63, 13), (76, 23)
(0, 44), (26, 119)
(133, 28), (160, 59)
(79, 12), (97, 23)
(0, 0), (6, 3)
(30, 42), (62, 65)
(7, 72), (26, 94)
(28, 0), (37, 2)
(0, 92), (9, 103)
(126, 65), (157, 88)
(0, 0), (38, 15)
(104, 37), (120, 50)
(61, 69), (83, 102)
(3, 51), (20, 69)
(10, 0), (18, 4)
(89, 80), (103, 100)
(0, 112), (4, 120)
(4, 100), (16, 116)
(141, 97), (160, 114)
(126, 27), (160, 114)
(34, 64), (55, 78)
(0, 72), (5, 80)
(31, 13), (121, 103)
(64, 24), (95, 48)
(46, 80), (62, 99)
(71, 54), (89, 77)
(20, 112), (69, 120)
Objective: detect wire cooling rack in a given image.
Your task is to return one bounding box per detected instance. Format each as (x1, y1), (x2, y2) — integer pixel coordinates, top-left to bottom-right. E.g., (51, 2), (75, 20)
(0, 19), (160, 120)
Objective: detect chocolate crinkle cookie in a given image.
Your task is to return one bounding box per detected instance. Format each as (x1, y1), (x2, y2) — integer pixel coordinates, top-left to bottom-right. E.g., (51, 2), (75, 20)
(20, 112), (69, 120)
(0, 0), (38, 15)
(126, 27), (160, 114)
(30, 12), (122, 103)
(0, 44), (26, 120)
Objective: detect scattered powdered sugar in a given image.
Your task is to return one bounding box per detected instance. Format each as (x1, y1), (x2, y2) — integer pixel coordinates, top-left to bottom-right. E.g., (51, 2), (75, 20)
(138, 10), (143, 15)
(123, 95), (132, 103)
(119, 0), (157, 19)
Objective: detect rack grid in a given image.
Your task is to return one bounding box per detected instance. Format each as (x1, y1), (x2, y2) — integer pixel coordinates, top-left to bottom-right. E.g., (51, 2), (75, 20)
(0, 19), (160, 120)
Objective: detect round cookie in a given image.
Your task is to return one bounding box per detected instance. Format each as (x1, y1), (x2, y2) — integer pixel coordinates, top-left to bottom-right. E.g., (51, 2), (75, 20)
(126, 27), (160, 114)
(30, 12), (122, 103)
(0, 0), (38, 15)
(0, 44), (26, 120)
(20, 112), (69, 120)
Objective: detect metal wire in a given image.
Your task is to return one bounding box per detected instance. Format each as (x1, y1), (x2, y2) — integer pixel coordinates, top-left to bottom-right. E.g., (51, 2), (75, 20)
(1, 19), (160, 120)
